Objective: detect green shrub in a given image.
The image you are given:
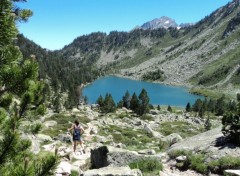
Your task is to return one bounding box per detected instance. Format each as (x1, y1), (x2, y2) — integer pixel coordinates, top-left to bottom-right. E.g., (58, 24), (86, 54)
(159, 121), (202, 138)
(168, 150), (192, 159)
(208, 156), (240, 174)
(222, 97), (240, 145)
(36, 104), (47, 115)
(189, 154), (208, 174)
(141, 69), (165, 81)
(112, 133), (123, 142)
(140, 114), (154, 121)
(168, 150), (240, 175)
(158, 140), (171, 151)
(71, 170), (79, 176)
(117, 113), (128, 119)
(124, 139), (139, 146)
(168, 150), (208, 174)
(129, 158), (163, 174)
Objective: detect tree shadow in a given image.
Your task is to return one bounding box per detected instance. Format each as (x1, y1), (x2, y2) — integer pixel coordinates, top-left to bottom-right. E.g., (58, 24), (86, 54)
(214, 136), (238, 149)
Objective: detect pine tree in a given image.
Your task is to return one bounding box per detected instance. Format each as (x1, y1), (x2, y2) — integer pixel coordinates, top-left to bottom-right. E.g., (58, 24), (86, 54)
(122, 90), (131, 109)
(0, 0), (57, 174)
(208, 98), (216, 113)
(96, 95), (104, 107)
(216, 95), (226, 116)
(204, 115), (212, 131)
(192, 99), (203, 113)
(138, 89), (150, 116)
(101, 93), (116, 113)
(222, 95), (240, 145)
(130, 92), (139, 113)
(167, 105), (172, 112)
(117, 100), (123, 108)
(185, 102), (191, 112)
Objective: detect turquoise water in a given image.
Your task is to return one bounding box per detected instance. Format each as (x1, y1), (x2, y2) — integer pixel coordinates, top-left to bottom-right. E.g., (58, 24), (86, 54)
(82, 76), (203, 107)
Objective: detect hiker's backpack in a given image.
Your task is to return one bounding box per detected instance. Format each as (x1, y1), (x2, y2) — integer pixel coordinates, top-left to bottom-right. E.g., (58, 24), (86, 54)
(73, 125), (80, 136)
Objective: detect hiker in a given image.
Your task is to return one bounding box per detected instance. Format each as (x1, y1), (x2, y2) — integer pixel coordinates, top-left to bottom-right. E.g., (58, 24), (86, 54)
(68, 120), (85, 154)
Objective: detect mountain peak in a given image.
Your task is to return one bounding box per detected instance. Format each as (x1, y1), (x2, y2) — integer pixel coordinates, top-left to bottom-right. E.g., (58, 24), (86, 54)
(140, 16), (178, 30)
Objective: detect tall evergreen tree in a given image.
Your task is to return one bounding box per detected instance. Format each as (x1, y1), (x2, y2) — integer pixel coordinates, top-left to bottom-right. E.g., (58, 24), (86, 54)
(138, 89), (150, 116)
(117, 100), (123, 108)
(101, 93), (116, 113)
(130, 92), (139, 113)
(122, 90), (131, 109)
(185, 102), (191, 112)
(192, 99), (203, 113)
(208, 98), (216, 113)
(167, 105), (173, 112)
(237, 93), (240, 102)
(0, 0), (57, 174)
(216, 95), (226, 116)
(96, 95), (104, 107)
(222, 95), (240, 145)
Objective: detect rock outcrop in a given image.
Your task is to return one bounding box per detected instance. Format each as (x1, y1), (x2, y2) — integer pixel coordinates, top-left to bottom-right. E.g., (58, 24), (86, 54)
(90, 146), (141, 169)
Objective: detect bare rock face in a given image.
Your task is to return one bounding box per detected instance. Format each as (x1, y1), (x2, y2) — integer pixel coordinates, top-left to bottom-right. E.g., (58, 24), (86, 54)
(169, 127), (223, 151)
(168, 126), (240, 161)
(81, 166), (142, 176)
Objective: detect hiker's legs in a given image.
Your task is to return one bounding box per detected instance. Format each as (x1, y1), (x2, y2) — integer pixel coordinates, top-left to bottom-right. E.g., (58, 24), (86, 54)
(80, 140), (86, 153)
(79, 140), (84, 149)
(73, 141), (77, 152)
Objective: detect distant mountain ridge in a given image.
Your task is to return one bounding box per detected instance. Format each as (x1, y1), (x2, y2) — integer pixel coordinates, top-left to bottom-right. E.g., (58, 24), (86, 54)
(140, 16), (178, 30)
(136, 16), (194, 30)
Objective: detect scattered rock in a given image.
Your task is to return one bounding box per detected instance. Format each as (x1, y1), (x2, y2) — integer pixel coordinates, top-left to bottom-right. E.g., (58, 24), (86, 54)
(55, 133), (72, 143)
(138, 149), (156, 155)
(176, 155), (187, 162)
(36, 134), (53, 142)
(163, 133), (183, 145)
(224, 170), (240, 176)
(55, 161), (71, 176)
(43, 120), (57, 128)
(81, 166), (142, 176)
(149, 109), (159, 115)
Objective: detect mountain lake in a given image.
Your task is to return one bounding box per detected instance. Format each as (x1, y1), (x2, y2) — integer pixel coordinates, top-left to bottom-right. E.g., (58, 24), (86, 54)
(82, 76), (204, 107)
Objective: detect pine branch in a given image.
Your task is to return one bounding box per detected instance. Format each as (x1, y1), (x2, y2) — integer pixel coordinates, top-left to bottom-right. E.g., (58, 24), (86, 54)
(34, 155), (58, 176)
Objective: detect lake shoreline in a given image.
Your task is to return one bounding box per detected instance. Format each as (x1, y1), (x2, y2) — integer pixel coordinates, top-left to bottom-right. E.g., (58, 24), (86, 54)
(112, 73), (194, 89)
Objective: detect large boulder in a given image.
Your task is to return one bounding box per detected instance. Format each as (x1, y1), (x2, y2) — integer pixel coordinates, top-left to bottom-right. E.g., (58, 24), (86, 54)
(55, 133), (72, 143)
(36, 134), (53, 142)
(55, 161), (71, 176)
(149, 109), (159, 115)
(143, 124), (163, 139)
(81, 166), (142, 176)
(90, 146), (143, 169)
(43, 120), (57, 128)
(162, 133), (182, 145)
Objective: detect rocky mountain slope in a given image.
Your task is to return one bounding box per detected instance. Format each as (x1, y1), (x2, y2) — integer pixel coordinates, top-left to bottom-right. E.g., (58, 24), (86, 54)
(29, 104), (240, 176)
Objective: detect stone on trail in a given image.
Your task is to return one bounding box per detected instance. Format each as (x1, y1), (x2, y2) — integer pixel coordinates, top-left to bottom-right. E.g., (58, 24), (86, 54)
(81, 166), (142, 176)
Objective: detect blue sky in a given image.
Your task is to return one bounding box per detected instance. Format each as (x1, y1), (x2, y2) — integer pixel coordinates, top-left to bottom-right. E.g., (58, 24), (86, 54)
(18, 0), (231, 50)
